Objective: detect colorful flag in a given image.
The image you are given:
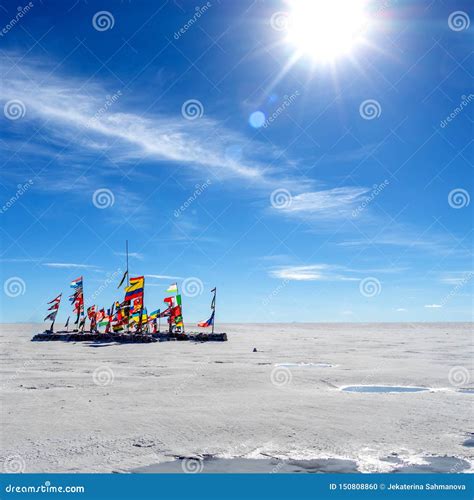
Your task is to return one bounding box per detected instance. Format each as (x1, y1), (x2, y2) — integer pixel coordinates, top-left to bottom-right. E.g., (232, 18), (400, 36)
(211, 288), (216, 310)
(48, 294), (62, 304)
(117, 270), (128, 289)
(70, 277), (83, 288)
(163, 296), (174, 306)
(87, 306), (96, 319)
(124, 276), (144, 302)
(64, 316), (70, 328)
(166, 283), (178, 293)
(44, 312), (57, 322)
(198, 311), (215, 328)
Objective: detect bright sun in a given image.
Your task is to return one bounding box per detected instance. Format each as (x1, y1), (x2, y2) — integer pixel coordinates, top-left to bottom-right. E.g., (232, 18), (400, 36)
(285, 0), (370, 62)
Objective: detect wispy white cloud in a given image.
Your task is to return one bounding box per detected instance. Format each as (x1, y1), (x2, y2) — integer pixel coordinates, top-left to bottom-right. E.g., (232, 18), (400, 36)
(114, 251), (144, 260)
(43, 262), (97, 269)
(274, 187), (370, 220)
(270, 264), (360, 282)
(424, 304), (442, 308)
(145, 274), (183, 280)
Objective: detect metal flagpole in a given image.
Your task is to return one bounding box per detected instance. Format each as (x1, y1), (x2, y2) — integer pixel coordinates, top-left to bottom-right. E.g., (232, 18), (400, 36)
(212, 288), (216, 334)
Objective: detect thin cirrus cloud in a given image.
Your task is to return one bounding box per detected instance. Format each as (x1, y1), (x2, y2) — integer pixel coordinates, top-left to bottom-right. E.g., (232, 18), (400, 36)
(42, 262), (97, 269)
(0, 54), (303, 189)
(273, 187), (370, 220)
(424, 304), (442, 308)
(270, 264), (360, 282)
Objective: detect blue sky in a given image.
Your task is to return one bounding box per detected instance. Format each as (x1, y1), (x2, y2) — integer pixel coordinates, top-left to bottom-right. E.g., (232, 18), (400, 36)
(0, 0), (472, 324)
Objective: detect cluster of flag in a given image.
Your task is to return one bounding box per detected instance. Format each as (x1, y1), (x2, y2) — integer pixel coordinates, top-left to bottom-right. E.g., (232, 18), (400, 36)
(44, 293), (62, 325)
(69, 277), (84, 325)
(164, 283), (183, 329)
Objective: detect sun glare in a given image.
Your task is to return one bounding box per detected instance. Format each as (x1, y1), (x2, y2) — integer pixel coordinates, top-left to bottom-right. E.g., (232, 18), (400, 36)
(286, 0), (370, 62)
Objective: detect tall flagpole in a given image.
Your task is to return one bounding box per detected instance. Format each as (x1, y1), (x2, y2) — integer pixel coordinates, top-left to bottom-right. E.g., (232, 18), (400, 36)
(126, 240), (130, 334)
(212, 288), (216, 334)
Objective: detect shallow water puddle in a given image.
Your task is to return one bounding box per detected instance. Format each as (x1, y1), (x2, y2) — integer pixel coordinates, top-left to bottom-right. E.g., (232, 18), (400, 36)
(134, 457), (358, 473)
(276, 362), (334, 368)
(342, 385), (429, 393)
